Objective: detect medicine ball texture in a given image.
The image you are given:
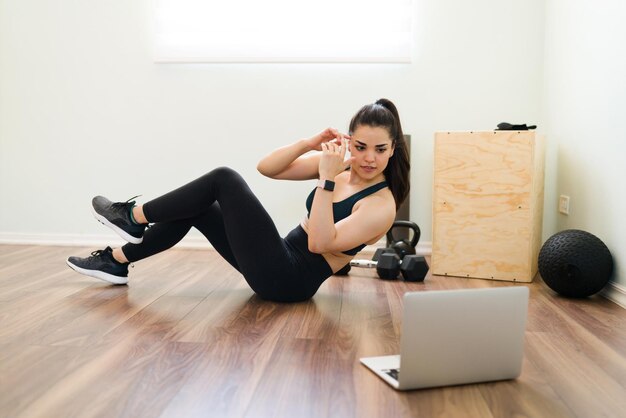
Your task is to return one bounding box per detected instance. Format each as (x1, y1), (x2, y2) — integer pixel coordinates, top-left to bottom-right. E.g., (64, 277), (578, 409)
(538, 229), (613, 298)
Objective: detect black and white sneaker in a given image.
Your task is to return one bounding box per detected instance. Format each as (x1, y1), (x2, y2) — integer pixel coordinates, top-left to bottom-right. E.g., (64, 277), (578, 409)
(66, 247), (129, 285)
(92, 195), (147, 244)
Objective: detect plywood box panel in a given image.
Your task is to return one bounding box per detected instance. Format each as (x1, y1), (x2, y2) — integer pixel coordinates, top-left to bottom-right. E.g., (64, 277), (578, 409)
(432, 131), (545, 282)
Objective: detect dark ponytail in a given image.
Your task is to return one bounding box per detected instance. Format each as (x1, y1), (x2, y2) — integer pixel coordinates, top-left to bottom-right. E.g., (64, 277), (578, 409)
(348, 99), (410, 210)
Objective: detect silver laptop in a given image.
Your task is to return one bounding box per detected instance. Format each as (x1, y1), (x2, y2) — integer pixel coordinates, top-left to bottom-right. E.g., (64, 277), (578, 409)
(360, 287), (529, 390)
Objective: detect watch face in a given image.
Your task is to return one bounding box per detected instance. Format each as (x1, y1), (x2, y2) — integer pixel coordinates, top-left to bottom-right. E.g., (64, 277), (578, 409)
(317, 179), (335, 191)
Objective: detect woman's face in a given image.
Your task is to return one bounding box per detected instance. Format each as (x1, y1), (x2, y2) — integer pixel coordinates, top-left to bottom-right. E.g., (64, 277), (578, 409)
(349, 125), (394, 181)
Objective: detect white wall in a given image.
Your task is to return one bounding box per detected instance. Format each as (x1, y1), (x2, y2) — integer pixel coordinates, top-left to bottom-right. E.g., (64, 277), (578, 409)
(542, 0), (626, 293)
(0, 1), (545, 247)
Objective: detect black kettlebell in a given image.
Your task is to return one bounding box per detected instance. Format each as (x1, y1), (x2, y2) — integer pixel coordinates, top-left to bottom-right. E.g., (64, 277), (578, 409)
(386, 220), (420, 259)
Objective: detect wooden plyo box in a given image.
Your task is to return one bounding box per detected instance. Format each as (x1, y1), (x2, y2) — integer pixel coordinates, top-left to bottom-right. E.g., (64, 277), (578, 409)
(431, 131), (545, 282)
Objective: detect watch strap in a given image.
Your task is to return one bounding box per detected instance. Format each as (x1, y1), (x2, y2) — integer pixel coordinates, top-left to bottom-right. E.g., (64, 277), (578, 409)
(316, 179), (335, 191)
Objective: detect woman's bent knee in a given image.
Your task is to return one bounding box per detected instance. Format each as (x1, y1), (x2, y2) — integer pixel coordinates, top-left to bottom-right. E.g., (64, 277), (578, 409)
(200, 167), (247, 192)
(208, 166), (243, 182)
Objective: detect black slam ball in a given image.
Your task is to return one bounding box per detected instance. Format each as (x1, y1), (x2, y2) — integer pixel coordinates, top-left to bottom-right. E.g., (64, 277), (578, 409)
(538, 229), (613, 298)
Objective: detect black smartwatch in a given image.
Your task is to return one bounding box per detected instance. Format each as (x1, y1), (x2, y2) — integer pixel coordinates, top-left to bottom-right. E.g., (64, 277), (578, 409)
(316, 179), (335, 191)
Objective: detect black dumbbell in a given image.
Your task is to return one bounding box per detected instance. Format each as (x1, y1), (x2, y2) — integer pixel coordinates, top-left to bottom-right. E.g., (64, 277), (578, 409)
(335, 247), (398, 276)
(372, 247), (397, 261)
(349, 253), (429, 282)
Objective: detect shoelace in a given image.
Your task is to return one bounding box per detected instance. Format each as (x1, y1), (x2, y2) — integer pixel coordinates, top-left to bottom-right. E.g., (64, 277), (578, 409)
(110, 195), (149, 228)
(90, 248), (134, 268)
(90, 249), (107, 257)
(111, 195), (142, 208)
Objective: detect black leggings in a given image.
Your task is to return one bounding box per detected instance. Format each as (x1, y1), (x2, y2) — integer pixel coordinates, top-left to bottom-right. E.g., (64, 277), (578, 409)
(121, 167), (333, 302)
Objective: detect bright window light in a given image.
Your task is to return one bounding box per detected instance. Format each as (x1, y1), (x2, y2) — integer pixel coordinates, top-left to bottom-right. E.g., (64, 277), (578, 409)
(154, 0), (413, 63)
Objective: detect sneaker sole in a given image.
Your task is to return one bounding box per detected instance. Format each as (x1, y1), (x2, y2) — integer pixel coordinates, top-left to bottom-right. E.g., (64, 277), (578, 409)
(91, 207), (143, 244)
(66, 259), (128, 285)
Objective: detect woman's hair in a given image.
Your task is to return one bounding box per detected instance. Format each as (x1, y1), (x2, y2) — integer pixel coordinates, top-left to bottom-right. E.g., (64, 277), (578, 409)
(348, 98), (410, 210)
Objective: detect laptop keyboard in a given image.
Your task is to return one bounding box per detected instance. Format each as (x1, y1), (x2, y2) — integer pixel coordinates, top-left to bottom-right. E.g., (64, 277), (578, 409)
(384, 368), (400, 381)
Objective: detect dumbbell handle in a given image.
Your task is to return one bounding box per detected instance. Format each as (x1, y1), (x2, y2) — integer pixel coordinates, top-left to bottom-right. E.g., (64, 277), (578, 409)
(350, 258), (408, 268)
(349, 259), (378, 268)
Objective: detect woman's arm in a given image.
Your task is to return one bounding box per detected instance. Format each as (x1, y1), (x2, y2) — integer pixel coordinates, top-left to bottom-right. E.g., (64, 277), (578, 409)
(256, 139), (319, 180)
(308, 193), (395, 254)
(257, 128), (349, 180)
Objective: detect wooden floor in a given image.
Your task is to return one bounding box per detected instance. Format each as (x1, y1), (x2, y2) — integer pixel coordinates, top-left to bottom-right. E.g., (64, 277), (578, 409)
(0, 244), (625, 418)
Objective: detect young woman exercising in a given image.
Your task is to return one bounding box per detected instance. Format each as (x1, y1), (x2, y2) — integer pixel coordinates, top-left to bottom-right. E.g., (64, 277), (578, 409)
(66, 99), (410, 302)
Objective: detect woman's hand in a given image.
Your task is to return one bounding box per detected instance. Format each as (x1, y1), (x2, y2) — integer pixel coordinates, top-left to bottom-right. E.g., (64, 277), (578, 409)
(319, 137), (354, 180)
(306, 128), (350, 151)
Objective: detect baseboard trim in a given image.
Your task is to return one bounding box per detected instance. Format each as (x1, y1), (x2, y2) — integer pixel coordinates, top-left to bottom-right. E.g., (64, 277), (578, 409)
(0, 232), (215, 250)
(601, 281), (626, 310)
(0, 232), (433, 255)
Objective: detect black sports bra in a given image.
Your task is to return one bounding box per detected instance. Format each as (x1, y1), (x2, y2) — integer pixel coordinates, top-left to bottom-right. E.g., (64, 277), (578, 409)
(305, 181), (389, 255)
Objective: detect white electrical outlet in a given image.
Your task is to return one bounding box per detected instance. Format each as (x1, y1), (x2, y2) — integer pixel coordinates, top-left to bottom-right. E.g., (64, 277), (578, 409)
(559, 195), (570, 215)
